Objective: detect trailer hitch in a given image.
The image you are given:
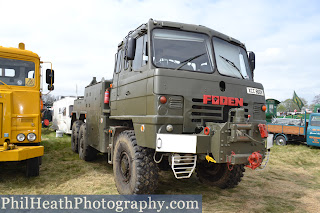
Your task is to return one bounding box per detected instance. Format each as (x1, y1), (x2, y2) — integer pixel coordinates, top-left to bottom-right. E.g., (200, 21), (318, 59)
(246, 152), (262, 170)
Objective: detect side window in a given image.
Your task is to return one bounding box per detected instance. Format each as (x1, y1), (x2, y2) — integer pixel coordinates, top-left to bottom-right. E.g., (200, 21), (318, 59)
(311, 116), (320, 126)
(27, 70), (35, 78)
(124, 44), (129, 70)
(62, 107), (66, 116)
(268, 105), (274, 113)
(0, 69), (15, 77)
(115, 49), (123, 73)
(142, 34), (148, 66)
(69, 105), (73, 116)
(132, 36), (144, 71)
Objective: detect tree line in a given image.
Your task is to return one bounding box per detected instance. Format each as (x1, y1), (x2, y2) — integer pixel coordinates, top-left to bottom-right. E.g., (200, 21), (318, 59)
(277, 94), (320, 112)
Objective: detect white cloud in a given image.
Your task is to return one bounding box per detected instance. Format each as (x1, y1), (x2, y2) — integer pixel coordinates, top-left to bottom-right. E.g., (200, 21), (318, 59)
(1, 0), (319, 104)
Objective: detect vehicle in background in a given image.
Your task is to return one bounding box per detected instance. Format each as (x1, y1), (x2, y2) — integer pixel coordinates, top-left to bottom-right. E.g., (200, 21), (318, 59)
(42, 106), (53, 127)
(267, 113), (320, 147)
(52, 97), (76, 134)
(265, 98), (280, 122)
(0, 43), (54, 176)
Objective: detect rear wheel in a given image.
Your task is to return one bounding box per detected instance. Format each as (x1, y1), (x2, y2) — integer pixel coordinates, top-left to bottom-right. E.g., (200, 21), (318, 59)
(196, 162), (245, 189)
(78, 123), (97, 161)
(26, 157), (40, 177)
(71, 120), (83, 153)
(275, 135), (287, 146)
(113, 130), (159, 194)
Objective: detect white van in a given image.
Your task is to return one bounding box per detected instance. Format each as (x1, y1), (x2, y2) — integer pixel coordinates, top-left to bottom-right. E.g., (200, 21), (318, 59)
(52, 97), (76, 134)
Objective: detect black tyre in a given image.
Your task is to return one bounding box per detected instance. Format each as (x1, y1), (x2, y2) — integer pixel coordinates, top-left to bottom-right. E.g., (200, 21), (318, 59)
(275, 135), (287, 146)
(26, 157), (40, 177)
(78, 123), (97, 161)
(157, 156), (171, 171)
(39, 156), (43, 166)
(113, 130), (159, 194)
(196, 162), (245, 189)
(71, 120), (83, 153)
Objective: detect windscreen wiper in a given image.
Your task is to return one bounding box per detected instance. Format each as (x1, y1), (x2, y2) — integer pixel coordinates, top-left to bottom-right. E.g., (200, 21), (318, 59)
(219, 55), (244, 79)
(0, 79), (11, 89)
(175, 53), (206, 70)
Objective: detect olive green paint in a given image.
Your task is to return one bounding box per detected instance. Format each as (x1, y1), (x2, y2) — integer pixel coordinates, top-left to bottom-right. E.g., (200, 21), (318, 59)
(72, 19), (267, 165)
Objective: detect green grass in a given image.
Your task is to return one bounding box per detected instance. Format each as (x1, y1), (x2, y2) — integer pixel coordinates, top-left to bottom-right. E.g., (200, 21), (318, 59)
(1, 129), (320, 212)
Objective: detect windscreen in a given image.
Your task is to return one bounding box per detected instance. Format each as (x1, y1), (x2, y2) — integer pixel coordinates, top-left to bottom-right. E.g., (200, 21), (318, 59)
(310, 115), (320, 127)
(152, 29), (213, 73)
(0, 57), (35, 87)
(213, 37), (252, 80)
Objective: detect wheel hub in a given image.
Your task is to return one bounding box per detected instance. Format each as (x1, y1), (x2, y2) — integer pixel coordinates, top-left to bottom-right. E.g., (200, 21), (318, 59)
(120, 152), (131, 182)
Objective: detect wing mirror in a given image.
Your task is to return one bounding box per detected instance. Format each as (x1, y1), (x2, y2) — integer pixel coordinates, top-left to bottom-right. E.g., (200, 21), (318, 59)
(46, 69), (54, 90)
(248, 51), (255, 71)
(125, 36), (136, 60)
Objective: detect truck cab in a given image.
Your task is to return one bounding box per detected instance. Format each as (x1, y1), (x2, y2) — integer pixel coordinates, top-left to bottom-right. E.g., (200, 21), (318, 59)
(0, 43), (54, 176)
(111, 19), (269, 158)
(307, 113), (320, 147)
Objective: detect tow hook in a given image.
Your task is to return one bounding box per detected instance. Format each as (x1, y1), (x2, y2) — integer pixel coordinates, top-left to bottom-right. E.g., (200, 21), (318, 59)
(205, 155), (216, 163)
(3, 142), (17, 151)
(246, 152), (262, 170)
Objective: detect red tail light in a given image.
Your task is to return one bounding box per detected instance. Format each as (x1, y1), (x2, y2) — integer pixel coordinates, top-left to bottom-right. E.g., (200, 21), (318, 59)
(258, 124), (268, 138)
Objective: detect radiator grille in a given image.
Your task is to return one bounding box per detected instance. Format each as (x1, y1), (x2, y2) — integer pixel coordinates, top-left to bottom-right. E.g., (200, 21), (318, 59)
(191, 98), (223, 123)
(190, 98), (249, 124)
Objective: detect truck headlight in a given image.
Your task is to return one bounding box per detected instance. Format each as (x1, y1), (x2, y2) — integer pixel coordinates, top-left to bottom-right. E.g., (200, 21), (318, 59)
(27, 133), (36, 142)
(166, 124), (173, 132)
(17, 133), (26, 142)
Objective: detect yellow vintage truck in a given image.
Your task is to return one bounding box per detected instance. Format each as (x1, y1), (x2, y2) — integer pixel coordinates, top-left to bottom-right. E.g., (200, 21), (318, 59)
(0, 43), (54, 176)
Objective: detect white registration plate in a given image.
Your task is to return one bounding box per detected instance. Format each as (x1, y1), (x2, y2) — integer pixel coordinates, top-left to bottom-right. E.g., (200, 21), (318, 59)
(156, 134), (197, 153)
(247, 87), (264, 96)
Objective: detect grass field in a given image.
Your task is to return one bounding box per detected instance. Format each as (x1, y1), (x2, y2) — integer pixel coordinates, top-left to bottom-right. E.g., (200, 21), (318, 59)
(1, 128), (320, 212)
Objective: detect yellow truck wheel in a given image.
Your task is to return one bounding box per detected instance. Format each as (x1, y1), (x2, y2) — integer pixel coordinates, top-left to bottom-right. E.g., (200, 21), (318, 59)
(26, 157), (40, 177)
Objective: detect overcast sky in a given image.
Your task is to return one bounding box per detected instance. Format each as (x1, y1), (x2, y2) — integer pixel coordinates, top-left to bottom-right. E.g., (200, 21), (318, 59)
(1, 0), (319, 106)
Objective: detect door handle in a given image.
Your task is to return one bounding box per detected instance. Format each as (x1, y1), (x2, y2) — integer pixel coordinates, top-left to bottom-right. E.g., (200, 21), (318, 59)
(125, 91), (131, 96)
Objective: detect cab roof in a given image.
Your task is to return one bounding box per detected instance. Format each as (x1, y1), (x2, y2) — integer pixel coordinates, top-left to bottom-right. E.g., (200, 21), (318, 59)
(149, 19), (245, 47)
(0, 45), (40, 59)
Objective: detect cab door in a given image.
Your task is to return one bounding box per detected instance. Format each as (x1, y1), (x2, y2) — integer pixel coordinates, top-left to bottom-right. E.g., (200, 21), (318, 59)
(111, 34), (149, 116)
(110, 47), (123, 115)
(306, 114), (320, 147)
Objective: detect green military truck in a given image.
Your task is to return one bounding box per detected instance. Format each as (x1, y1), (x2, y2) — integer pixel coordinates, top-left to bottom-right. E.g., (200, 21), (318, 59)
(71, 19), (272, 194)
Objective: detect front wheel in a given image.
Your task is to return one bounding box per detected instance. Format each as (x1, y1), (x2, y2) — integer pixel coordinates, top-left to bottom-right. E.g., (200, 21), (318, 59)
(26, 157), (40, 177)
(113, 130), (159, 194)
(196, 162), (245, 189)
(275, 135), (287, 146)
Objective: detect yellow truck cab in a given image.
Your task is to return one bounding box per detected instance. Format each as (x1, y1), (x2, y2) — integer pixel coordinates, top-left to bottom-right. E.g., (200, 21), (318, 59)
(0, 43), (54, 176)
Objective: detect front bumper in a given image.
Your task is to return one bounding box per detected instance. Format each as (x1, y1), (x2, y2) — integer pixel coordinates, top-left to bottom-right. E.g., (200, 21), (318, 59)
(155, 132), (272, 164)
(0, 146), (44, 161)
